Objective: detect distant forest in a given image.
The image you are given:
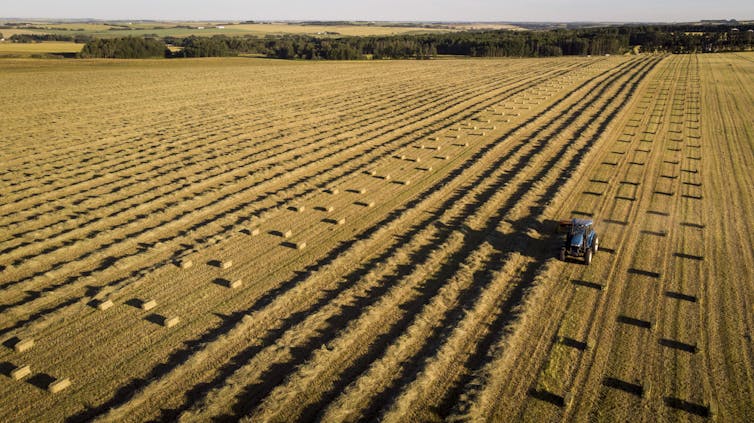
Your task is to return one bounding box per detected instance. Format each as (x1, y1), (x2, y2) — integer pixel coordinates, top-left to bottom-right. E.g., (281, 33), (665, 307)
(16, 23), (751, 60)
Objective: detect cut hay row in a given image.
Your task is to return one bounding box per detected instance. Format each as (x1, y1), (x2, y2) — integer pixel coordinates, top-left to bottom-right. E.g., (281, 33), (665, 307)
(464, 54), (680, 422)
(1, 62), (506, 225)
(8, 53), (743, 423)
(378, 57), (663, 422)
(179, 56), (656, 422)
(79, 58), (620, 422)
(457, 53), (754, 422)
(0, 66), (497, 229)
(0, 56), (592, 332)
(0, 64), (532, 312)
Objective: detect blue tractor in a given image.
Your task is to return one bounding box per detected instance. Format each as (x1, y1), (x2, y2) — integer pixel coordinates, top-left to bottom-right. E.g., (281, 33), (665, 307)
(559, 218), (599, 265)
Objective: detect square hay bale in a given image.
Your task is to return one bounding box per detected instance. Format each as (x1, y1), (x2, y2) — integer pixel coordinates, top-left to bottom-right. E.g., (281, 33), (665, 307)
(97, 299), (114, 311)
(413, 157), (421, 163)
(11, 365), (31, 381)
(295, 241), (307, 250)
(179, 259), (193, 269)
(326, 188), (339, 195)
(229, 279), (243, 289)
(322, 205), (335, 212)
(250, 228), (261, 236)
(420, 166), (433, 172)
(436, 155), (449, 160)
(290, 205), (306, 212)
(358, 188), (367, 194)
(141, 299), (157, 311)
(382, 174), (391, 181)
(48, 378), (71, 394)
(220, 260), (233, 269)
(281, 230), (293, 238)
(164, 316), (180, 328)
(417, 144), (425, 149)
(366, 169), (377, 176)
(14, 338), (34, 353)
(356, 200), (376, 208)
(399, 180), (411, 185)
(336, 218), (346, 225)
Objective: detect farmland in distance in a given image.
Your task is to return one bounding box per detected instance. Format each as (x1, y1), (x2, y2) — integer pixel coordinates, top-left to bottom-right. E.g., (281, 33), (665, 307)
(0, 54), (752, 421)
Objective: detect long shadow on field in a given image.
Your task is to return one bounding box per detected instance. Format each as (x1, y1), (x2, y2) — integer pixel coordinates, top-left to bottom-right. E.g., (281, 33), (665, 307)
(203, 58), (653, 421)
(66, 60), (622, 423)
(211, 57), (659, 421)
(436, 56), (662, 418)
(64, 69), (568, 423)
(344, 58), (661, 421)
(212, 62), (647, 420)
(1, 63), (590, 344)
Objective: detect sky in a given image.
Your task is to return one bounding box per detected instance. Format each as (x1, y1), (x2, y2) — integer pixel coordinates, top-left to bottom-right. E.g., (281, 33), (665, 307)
(1, 0), (752, 22)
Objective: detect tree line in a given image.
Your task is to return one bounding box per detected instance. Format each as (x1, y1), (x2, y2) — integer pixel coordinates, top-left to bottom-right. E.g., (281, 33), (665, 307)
(8, 33), (93, 43)
(72, 24), (754, 60)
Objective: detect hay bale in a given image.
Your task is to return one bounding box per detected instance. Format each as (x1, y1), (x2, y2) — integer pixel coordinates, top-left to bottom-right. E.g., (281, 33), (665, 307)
(250, 228), (260, 236)
(282, 230), (293, 238)
(141, 299), (157, 311)
(358, 188), (367, 194)
(295, 241), (307, 250)
(326, 188), (339, 195)
(221, 260), (233, 269)
(383, 174), (391, 181)
(10, 365), (31, 381)
(229, 279), (243, 289)
(179, 259), (193, 269)
(164, 316), (180, 328)
(48, 378), (71, 394)
(399, 180), (411, 185)
(290, 205), (305, 212)
(323, 206), (335, 212)
(14, 338), (34, 353)
(97, 299), (113, 311)
(336, 218), (346, 225)
(414, 157), (421, 163)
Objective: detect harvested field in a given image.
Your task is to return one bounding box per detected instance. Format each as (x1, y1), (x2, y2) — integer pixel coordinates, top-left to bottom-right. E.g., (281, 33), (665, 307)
(0, 53), (752, 421)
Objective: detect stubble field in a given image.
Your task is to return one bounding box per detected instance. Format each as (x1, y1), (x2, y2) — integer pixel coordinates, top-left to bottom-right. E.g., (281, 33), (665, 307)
(0, 53), (752, 422)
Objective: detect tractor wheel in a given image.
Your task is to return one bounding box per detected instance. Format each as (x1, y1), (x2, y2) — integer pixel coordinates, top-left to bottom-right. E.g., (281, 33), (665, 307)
(593, 236), (599, 253)
(585, 248), (593, 265)
(560, 248), (566, 262)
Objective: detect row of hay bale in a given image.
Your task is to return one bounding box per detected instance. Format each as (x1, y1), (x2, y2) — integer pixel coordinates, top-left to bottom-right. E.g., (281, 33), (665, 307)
(7, 339), (71, 393)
